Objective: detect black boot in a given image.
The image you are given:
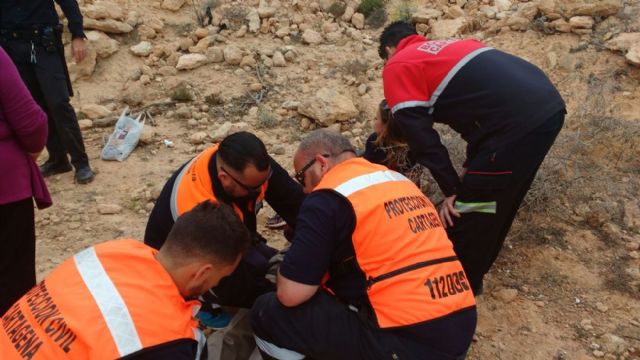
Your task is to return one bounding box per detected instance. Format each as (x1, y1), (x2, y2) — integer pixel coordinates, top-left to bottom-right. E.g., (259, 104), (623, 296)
(74, 164), (95, 184)
(40, 159), (72, 177)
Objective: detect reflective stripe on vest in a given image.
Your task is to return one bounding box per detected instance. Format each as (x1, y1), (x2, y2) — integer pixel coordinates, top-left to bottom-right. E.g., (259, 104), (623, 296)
(0, 240), (203, 360)
(314, 158), (476, 328)
(169, 144), (267, 221)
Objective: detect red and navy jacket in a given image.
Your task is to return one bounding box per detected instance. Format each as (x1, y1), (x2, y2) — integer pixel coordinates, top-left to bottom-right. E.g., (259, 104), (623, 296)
(382, 35), (565, 196)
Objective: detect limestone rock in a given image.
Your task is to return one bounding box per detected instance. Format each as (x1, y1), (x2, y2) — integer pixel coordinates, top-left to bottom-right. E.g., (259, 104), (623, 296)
(240, 55), (256, 68)
(412, 9), (443, 23)
(494, 0), (512, 12)
(514, 2), (539, 21)
(298, 88), (358, 126)
(494, 288), (518, 303)
(189, 36), (212, 54)
(78, 119), (93, 130)
(161, 0), (185, 11)
(84, 18), (133, 33)
(507, 16), (530, 31)
(223, 45), (243, 65)
(122, 82), (145, 106)
(282, 100), (300, 110)
(272, 51), (286, 67)
(212, 122), (233, 142)
(623, 201), (640, 229)
(605, 33), (640, 52)
(83, 2), (124, 21)
(599, 333), (628, 355)
(569, 16), (594, 29)
(139, 127), (156, 145)
(538, 0), (563, 19)
(626, 43), (640, 66)
(550, 18), (572, 33)
(176, 54), (209, 70)
(342, 6), (355, 22)
(258, 7), (276, 18)
(445, 5), (465, 19)
(130, 41), (153, 56)
(80, 104), (111, 119)
(351, 13), (365, 29)
(85, 31), (119, 58)
(567, 0), (622, 17)
(98, 204), (122, 215)
(247, 9), (261, 33)
(189, 131), (208, 144)
(137, 24), (157, 40)
(302, 29), (323, 44)
(67, 47), (97, 81)
(429, 18), (470, 39)
(206, 47), (225, 63)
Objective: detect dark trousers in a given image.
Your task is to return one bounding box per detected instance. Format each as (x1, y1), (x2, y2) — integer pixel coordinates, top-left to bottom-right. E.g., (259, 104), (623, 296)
(448, 110), (565, 293)
(0, 198), (36, 316)
(145, 169), (276, 309)
(251, 291), (476, 360)
(1, 41), (88, 168)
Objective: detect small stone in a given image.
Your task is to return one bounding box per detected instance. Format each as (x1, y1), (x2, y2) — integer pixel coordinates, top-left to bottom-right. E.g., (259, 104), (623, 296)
(284, 50), (297, 62)
(357, 84), (367, 95)
(550, 18), (572, 33)
(298, 87), (358, 126)
(85, 31), (119, 59)
(83, 18), (133, 34)
(534, 301), (545, 307)
(495, 0), (512, 12)
(342, 6), (355, 21)
(429, 18), (470, 39)
(282, 100), (300, 110)
(139, 127), (156, 144)
(351, 13), (365, 29)
(623, 201), (640, 230)
(240, 55), (256, 68)
(176, 54), (209, 70)
(206, 47), (224, 63)
(593, 350), (605, 358)
(247, 9), (261, 33)
(249, 83), (263, 92)
(300, 117), (311, 129)
(98, 204), (122, 215)
(194, 28), (209, 39)
(130, 41), (153, 57)
(302, 29), (323, 44)
(272, 51), (286, 67)
(626, 43), (640, 67)
(416, 23), (430, 34)
(569, 16), (594, 29)
(211, 122), (233, 142)
(161, 0), (185, 11)
(493, 288), (518, 303)
(580, 319), (594, 331)
(80, 104), (111, 119)
(412, 9), (443, 23)
(258, 7), (276, 18)
(223, 45), (243, 65)
(187, 119), (198, 127)
(78, 119), (93, 130)
(595, 302), (609, 312)
(189, 131), (208, 145)
(272, 145), (286, 155)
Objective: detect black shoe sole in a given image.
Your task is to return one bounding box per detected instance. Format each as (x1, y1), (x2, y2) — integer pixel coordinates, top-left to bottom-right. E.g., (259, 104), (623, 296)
(75, 173), (95, 184)
(41, 165), (73, 177)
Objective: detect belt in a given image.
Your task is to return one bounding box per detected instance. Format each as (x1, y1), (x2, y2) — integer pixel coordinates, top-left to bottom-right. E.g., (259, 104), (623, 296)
(0, 28), (43, 41)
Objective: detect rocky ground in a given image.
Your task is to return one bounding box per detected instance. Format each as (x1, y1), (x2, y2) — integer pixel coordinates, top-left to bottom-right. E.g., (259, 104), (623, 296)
(35, 0), (640, 358)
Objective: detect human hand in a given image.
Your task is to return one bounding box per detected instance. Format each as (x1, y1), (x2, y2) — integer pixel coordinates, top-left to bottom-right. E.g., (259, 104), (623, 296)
(439, 195), (460, 228)
(28, 151), (42, 162)
(71, 38), (87, 63)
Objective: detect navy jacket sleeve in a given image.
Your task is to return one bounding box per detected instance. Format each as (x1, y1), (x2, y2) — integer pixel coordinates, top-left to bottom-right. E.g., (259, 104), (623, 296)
(264, 156), (305, 228)
(393, 106), (460, 196)
(54, 0), (85, 38)
(123, 338), (206, 360)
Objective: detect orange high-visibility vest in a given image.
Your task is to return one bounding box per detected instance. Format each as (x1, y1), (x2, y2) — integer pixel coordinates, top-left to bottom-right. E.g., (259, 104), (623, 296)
(0, 240), (205, 360)
(314, 158), (476, 328)
(169, 145), (268, 222)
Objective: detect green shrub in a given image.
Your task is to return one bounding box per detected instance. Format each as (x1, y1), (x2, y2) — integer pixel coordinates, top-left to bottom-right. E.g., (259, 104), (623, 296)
(366, 7), (388, 28)
(328, 1), (347, 18)
(356, 0), (384, 17)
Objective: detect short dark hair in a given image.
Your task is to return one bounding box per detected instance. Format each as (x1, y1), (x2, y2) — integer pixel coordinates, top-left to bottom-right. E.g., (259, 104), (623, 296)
(164, 201), (250, 265)
(378, 21), (417, 59)
(218, 131), (270, 172)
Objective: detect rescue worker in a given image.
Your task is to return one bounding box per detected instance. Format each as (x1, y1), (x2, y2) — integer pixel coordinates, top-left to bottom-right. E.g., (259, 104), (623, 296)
(251, 130), (477, 360)
(378, 21), (565, 294)
(0, 201), (251, 359)
(145, 131), (304, 307)
(0, 0), (94, 184)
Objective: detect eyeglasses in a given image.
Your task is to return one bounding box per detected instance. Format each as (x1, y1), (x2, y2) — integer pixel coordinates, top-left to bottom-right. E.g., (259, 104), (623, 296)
(221, 166), (272, 195)
(294, 149), (356, 185)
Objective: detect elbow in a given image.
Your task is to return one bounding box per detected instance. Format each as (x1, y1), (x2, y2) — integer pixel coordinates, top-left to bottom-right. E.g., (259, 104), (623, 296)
(276, 289), (302, 308)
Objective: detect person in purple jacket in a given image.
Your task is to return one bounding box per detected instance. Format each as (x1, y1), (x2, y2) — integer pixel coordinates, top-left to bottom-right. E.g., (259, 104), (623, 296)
(0, 47), (51, 316)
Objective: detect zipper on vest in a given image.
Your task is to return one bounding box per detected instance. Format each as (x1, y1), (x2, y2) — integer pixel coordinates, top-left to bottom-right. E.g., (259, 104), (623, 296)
(366, 256), (459, 289)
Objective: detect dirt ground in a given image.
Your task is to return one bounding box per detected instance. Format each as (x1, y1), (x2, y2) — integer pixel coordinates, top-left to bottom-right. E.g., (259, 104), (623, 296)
(34, 0), (640, 359)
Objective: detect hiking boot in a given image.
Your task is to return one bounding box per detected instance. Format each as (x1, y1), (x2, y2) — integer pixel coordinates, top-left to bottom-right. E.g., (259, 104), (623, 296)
(75, 165), (95, 184)
(40, 160), (72, 177)
(265, 214), (287, 229)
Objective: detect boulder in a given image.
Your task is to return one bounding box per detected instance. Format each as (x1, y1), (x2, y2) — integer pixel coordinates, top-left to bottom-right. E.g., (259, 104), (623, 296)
(85, 31), (119, 58)
(298, 88), (358, 126)
(161, 0), (185, 11)
(224, 45), (243, 65)
(84, 18), (133, 33)
(130, 41), (153, 56)
(176, 54), (209, 70)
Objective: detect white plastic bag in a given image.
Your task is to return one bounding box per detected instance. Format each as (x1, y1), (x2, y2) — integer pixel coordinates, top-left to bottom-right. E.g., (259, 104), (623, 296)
(101, 107), (145, 161)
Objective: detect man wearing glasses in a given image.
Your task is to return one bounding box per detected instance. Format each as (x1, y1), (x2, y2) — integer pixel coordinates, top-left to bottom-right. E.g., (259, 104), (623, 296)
(144, 132), (304, 324)
(252, 129), (476, 360)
